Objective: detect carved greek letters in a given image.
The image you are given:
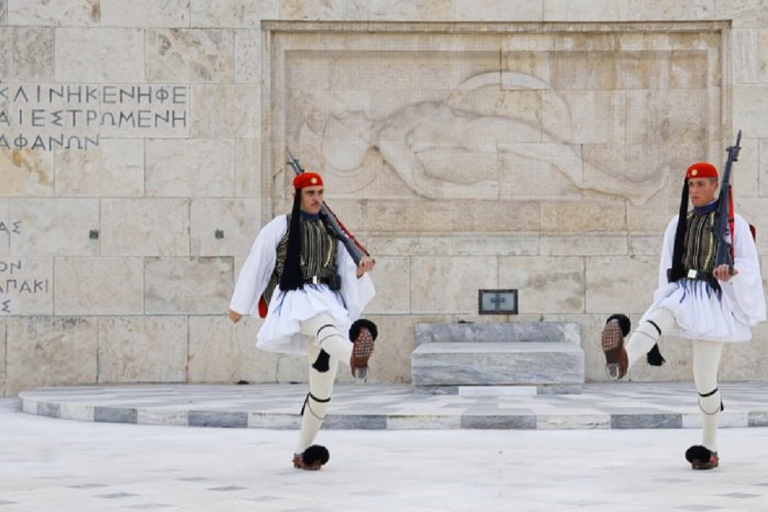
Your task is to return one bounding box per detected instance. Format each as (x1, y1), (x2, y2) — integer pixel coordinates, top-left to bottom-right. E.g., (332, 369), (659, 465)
(0, 223), (48, 315)
(0, 83), (190, 151)
(0, 220), (22, 235)
(0, 257), (51, 314)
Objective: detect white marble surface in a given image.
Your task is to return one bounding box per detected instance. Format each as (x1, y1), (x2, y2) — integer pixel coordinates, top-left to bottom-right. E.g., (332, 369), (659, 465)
(55, 139), (145, 197)
(147, 29), (234, 83)
(414, 321), (579, 345)
(146, 139), (236, 197)
(100, 0), (190, 27)
(55, 28), (144, 82)
(411, 322), (584, 390)
(9, 390), (768, 511)
(412, 341), (584, 387)
(8, 0), (99, 26)
(5, 317), (98, 395)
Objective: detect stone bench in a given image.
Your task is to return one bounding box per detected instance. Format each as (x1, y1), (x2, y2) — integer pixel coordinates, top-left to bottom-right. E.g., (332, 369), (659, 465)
(411, 322), (584, 395)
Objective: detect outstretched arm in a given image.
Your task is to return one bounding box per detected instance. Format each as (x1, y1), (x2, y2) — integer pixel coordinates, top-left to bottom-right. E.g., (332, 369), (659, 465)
(229, 216), (288, 320)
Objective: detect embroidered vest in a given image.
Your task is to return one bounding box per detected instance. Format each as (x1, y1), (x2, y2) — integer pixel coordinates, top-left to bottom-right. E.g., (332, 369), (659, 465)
(682, 209), (719, 274)
(262, 216), (339, 305)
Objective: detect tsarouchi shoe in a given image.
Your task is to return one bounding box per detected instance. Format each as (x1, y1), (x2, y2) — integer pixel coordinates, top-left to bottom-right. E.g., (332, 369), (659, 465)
(685, 445), (719, 470)
(601, 314), (630, 380)
(293, 445), (330, 471)
(349, 319), (377, 379)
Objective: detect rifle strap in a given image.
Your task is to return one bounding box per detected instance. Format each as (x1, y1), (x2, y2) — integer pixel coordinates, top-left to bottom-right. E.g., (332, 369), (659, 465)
(728, 186), (735, 258)
(328, 207), (368, 255)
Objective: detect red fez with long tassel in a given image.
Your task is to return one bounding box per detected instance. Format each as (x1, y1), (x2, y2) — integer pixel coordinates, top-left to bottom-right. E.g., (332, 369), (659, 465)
(686, 162), (718, 180)
(293, 172), (323, 189)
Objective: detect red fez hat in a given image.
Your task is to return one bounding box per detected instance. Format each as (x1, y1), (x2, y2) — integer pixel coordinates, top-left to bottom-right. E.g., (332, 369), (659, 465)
(686, 162), (718, 180)
(293, 172), (323, 189)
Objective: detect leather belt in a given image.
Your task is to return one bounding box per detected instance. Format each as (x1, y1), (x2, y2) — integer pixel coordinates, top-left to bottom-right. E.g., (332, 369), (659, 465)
(302, 275), (341, 290)
(685, 269), (720, 291)
(686, 269), (713, 281)
(304, 276), (331, 285)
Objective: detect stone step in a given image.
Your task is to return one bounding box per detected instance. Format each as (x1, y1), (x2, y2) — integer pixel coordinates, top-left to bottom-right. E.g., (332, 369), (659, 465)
(414, 322), (579, 346)
(411, 341), (584, 394)
(457, 385), (538, 396)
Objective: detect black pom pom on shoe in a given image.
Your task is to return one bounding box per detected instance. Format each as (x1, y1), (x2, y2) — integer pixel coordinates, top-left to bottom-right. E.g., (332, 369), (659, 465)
(685, 445), (711, 463)
(303, 444), (330, 466)
(606, 314), (631, 337)
(685, 445), (719, 470)
(350, 319), (378, 341)
(293, 444), (330, 470)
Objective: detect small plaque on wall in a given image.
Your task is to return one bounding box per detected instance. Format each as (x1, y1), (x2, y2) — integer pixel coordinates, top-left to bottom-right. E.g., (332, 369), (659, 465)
(478, 289), (518, 315)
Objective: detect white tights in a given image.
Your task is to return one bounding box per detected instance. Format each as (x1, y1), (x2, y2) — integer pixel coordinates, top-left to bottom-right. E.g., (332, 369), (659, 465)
(625, 309), (676, 368)
(624, 308), (725, 452)
(294, 313), (352, 454)
(692, 341), (724, 452)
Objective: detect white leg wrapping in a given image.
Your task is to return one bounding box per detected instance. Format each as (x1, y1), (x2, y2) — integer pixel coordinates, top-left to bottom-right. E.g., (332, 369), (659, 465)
(626, 308), (676, 369)
(294, 339), (339, 454)
(299, 313), (352, 364)
(692, 340), (725, 453)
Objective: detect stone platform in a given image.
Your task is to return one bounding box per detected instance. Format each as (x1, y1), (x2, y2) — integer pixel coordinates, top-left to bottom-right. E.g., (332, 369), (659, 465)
(411, 322), (584, 394)
(18, 382), (768, 430)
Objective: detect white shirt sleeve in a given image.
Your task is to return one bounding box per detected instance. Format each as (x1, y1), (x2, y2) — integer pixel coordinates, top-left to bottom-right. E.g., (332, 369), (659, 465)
(229, 216), (288, 317)
(719, 215), (767, 326)
(337, 243), (375, 322)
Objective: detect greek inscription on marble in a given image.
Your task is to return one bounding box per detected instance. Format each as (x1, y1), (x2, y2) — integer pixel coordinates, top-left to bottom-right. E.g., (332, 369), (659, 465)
(0, 267), (51, 313)
(0, 82), (190, 150)
(0, 220), (22, 235)
(0, 225), (51, 313)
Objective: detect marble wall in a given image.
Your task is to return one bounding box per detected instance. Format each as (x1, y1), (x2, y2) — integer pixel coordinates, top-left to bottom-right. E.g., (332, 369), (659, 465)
(2, 0), (768, 395)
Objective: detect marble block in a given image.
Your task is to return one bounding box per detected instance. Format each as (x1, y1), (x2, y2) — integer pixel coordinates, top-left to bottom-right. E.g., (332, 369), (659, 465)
(411, 341), (584, 388)
(55, 28), (144, 83)
(5, 316), (98, 395)
(412, 321), (583, 394)
(101, 0), (189, 27)
(414, 322), (579, 347)
(458, 386), (537, 397)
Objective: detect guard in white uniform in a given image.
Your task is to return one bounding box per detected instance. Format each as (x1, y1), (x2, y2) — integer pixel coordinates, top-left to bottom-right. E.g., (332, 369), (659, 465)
(229, 171), (377, 470)
(601, 161), (765, 470)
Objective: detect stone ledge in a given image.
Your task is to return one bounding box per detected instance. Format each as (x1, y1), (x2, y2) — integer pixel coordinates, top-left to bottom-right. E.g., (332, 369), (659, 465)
(411, 341), (584, 387)
(414, 322), (579, 347)
(411, 321), (585, 394)
(17, 383), (768, 431)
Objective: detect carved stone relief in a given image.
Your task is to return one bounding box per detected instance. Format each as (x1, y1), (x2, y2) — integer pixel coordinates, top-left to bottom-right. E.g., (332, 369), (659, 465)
(268, 24), (723, 215)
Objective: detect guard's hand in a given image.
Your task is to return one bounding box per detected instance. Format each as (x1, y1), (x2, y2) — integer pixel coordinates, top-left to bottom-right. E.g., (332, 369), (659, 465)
(356, 256), (376, 278)
(228, 309), (243, 323)
(713, 264), (738, 282)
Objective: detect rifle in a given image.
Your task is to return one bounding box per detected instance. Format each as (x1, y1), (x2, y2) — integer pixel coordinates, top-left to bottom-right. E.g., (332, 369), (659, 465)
(286, 148), (370, 265)
(713, 130), (742, 275)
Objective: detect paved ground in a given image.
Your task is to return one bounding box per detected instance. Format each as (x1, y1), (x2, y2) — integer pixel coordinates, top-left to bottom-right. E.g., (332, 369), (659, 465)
(3, 383), (768, 511)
